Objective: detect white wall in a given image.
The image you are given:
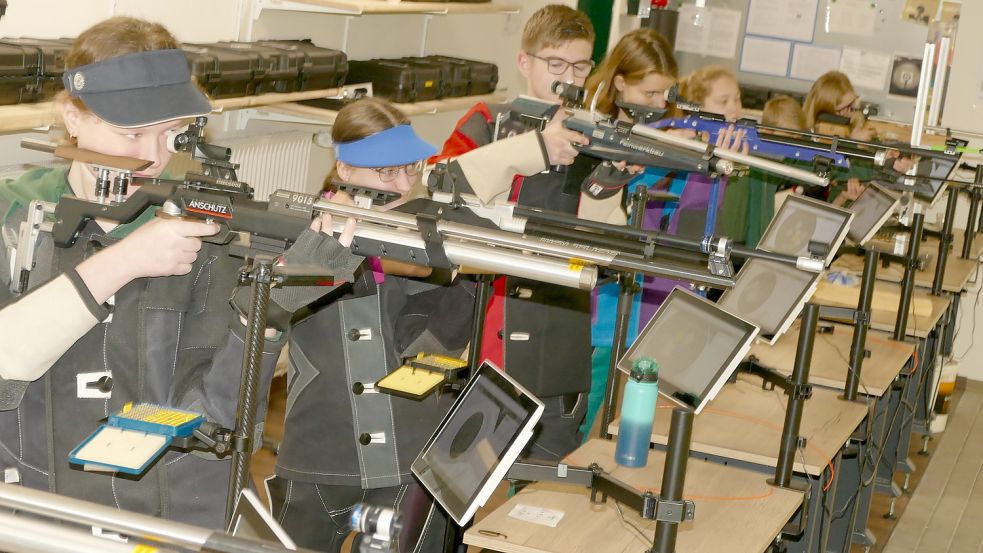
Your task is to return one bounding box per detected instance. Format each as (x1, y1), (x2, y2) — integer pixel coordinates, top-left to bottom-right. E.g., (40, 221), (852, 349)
(0, 0), (574, 180)
(941, 0), (983, 135)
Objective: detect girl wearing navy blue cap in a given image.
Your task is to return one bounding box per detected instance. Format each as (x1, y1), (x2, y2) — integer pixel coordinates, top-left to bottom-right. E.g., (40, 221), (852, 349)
(0, 16), (358, 529)
(268, 97), (474, 552)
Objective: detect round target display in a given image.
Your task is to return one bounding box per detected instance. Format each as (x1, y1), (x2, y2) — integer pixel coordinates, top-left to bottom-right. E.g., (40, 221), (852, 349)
(775, 213), (817, 255)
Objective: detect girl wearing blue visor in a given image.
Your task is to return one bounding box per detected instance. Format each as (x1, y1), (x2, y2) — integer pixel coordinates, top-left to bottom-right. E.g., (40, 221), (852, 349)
(0, 17), (358, 528)
(268, 98), (475, 552)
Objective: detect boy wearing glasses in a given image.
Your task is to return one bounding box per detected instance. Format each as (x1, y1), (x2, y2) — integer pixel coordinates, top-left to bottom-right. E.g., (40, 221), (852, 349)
(432, 5), (608, 461)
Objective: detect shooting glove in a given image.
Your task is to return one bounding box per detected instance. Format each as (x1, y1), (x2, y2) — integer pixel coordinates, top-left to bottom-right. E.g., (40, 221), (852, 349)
(232, 228), (364, 329)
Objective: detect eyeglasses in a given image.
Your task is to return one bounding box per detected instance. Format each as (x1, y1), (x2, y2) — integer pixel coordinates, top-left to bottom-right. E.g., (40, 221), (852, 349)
(371, 160), (425, 182)
(527, 53), (595, 78)
(836, 95), (860, 113)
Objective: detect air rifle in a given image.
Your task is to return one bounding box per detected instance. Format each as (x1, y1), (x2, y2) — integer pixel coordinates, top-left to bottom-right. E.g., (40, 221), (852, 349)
(425, 160), (827, 276)
(498, 81), (830, 188)
(23, 143), (745, 291)
(651, 112), (866, 178)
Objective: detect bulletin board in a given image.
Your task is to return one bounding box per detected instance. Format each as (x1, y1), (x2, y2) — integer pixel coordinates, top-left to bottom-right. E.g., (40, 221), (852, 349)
(671, 0), (940, 122)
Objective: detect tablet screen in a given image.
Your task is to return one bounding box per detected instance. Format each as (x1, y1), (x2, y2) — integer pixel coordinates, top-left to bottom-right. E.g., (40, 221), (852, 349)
(619, 288), (759, 413)
(756, 194), (853, 264)
(412, 363), (543, 525)
(718, 258), (821, 343)
(847, 183), (899, 245)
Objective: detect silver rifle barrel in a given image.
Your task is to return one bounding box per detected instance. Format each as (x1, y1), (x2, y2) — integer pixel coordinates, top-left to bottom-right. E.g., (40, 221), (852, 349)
(0, 484), (317, 553)
(328, 217), (598, 289)
(631, 125), (830, 188)
(0, 511), (179, 553)
(610, 255), (734, 287)
(314, 200), (624, 268)
(0, 483), (210, 549)
(315, 200), (729, 287)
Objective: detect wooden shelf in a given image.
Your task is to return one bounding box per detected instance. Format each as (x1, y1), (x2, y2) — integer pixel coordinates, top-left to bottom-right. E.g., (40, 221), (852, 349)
(269, 92), (506, 123)
(0, 89), (502, 133)
(467, 439), (804, 553)
(0, 88), (344, 133)
(211, 87), (343, 110)
(254, 0), (520, 16)
(0, 102), (58, 134)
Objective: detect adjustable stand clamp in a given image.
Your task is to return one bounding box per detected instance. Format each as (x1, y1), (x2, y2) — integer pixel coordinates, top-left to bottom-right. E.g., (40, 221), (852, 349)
(741, 360), (814, 403)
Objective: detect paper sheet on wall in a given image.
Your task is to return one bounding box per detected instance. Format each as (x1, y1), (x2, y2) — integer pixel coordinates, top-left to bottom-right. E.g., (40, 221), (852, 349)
(839, 47), (891, 91)
(739, 36), (791, 77)
(675, 5), (742, 59)
(822, 0), (878, 36)
(976, 58), (983, 105)
(746, 0), (819, 42)
(790, 43), (842, 81)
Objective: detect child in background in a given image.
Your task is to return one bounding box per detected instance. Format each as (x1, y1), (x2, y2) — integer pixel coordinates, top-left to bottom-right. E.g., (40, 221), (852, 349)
(803, 71), (873, 141)
(584, 49), (747, 436)
(676, 65), (766, 248)
(762, 94), (807, 129)
(804, 71), (899, 206)
(754, 95), (811, 236)
(681, 65), (745, 124)
(582, 28), (678, 439)
(269, 98), (473, 552)
(433, 5), (598, 460)
(630, 66), (745, 325)
(586, 28), (678, 124)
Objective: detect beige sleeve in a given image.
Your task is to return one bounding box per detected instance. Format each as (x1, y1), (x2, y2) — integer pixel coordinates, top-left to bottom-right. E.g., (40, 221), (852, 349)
(454, 131), (549, 205)
(577, 192), (628, 226)
(0, 273), (106, 381)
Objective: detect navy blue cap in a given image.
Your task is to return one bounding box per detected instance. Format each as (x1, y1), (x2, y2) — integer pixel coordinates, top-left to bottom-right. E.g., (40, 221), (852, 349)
(62, 49), (212, 128)
(335, 124), (437, 167)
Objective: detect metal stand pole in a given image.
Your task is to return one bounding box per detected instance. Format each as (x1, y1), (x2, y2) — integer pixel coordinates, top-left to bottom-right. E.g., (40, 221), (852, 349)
(894, 214), (925, 341)
(225, 256), (275, 525)
(600, 187), (647, 439)
(774, 303), (818, 488)
(845, 251), (879, 402)
(932, 188), (959, 295)
(651, 408), (694, 553)
(467, 274), (494, 371)
(963, 167), (983, 259)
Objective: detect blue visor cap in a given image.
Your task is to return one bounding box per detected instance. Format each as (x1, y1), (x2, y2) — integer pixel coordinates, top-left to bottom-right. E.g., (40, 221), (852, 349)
(335, 124), (437, 167)
(62, 49), (212, 128)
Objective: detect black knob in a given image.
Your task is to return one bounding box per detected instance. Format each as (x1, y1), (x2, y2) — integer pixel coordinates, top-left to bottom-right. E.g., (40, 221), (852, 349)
(359, 433), (371, 446)
(352, 382), (364, 395)
(85, 376), (113, 393)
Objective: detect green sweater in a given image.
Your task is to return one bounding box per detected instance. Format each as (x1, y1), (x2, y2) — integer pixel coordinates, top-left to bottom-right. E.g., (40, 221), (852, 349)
(719, 164), (788, 249)
(0, 166), (157, 238)
(719, 155), (886, 247)
(827, 158), (880, 204)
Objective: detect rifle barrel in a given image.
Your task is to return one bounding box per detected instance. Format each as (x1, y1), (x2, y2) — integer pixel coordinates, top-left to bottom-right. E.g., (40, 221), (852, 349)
(632, 125), (830, 187)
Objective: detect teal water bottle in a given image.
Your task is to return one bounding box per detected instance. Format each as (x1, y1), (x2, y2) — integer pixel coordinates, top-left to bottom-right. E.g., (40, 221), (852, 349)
(615, 357), (660, 468)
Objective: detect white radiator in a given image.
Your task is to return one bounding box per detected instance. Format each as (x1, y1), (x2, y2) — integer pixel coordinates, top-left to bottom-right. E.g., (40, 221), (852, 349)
(226, 131), (317, 201)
